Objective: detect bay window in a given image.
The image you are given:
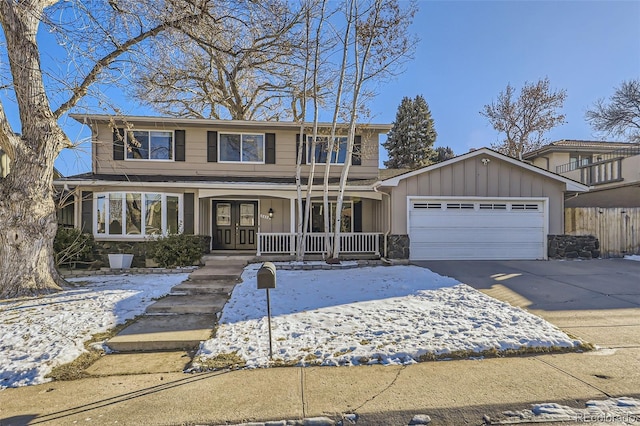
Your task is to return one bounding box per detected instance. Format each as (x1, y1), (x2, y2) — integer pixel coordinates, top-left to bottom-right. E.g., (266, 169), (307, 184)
(95, 192), (182, 237)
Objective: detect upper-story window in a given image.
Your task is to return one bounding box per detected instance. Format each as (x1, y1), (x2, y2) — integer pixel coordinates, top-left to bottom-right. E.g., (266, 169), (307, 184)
(569, 154), (591, 168)
(126, 130), (173, 160)
(219, 133), (264, 163)
(307, 136), (348, 164)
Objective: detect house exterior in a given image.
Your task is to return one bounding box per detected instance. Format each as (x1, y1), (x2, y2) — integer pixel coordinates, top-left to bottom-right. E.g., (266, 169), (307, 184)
(523, 140), (640, 207)
(57, 115), (390, 260)
(56, 115), (588, 262)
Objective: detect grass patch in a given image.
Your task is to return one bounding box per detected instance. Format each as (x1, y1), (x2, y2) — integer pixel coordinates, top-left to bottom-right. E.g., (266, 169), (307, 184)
(46, 317), (139, 381)
(417, 342), (594, 362)
(193, 352), (246, 371)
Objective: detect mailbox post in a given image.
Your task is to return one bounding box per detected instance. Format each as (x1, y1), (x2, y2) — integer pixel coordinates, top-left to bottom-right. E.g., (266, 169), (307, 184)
(257, 262), (276, 360)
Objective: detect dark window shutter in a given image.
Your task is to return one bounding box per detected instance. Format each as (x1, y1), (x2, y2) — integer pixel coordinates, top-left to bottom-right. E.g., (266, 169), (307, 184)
(265, 133), (276, 164)
(352, 135), (362, 166)
(353, 200), (362, 232)
(175, 130), (185, 161)
(296, 134), (307, 164)
(81, 191), (93, 234)
(113, 128), (125, 160)
(207, 131), (218, 162)
(183, 193), (195, 234)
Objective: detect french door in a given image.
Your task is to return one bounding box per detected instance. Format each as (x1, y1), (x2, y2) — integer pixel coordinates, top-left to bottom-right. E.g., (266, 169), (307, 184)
(212, 200), (258, 250)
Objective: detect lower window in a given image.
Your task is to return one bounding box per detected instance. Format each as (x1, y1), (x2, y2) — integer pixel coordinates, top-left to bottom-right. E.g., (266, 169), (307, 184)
(96, 192), (182, 236)
(310, 201), (352, 233)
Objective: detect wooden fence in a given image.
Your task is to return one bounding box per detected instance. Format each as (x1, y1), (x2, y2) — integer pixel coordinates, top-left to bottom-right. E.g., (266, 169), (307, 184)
(565, 207), (640, 257)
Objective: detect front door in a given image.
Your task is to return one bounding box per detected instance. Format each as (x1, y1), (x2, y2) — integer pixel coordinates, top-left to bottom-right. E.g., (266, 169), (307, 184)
(212, 200), (258, 250)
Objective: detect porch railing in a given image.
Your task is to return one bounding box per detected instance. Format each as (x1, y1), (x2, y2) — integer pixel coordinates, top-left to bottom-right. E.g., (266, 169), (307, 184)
(257, 232), (381, 256)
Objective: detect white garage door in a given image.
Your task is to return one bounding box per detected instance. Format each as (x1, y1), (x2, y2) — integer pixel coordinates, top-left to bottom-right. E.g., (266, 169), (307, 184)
(408, 198), (547, 260)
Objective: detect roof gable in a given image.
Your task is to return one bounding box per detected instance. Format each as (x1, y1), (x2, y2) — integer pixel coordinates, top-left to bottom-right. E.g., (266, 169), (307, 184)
(377, 147), (589, 192)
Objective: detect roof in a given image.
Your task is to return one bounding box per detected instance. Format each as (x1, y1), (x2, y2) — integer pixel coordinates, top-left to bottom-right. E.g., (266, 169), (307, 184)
(69, 114), (393, 133)
(523, 140), (635, 159)
(376, 147), (589, 193)
(55, 173), (374, 188)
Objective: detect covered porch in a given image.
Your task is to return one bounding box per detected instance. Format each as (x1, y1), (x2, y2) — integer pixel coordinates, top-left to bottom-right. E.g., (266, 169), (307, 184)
(197, 187), (384, 258)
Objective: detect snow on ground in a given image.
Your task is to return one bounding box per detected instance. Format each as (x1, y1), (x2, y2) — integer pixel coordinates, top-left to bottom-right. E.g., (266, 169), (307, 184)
(502, 397), (640, 425)
(625, 255), (640, 262)
(0, 273), (187, 389)
(194, 265), (582, 369)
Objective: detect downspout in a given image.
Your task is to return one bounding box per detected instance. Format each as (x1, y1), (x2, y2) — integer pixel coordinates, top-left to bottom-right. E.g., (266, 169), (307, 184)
(373, 184), (391, 259)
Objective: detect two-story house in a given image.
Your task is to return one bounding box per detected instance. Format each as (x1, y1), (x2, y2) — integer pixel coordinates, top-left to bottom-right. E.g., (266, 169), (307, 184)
(56, 115), (587, 262)
(524, 140), (640, 207)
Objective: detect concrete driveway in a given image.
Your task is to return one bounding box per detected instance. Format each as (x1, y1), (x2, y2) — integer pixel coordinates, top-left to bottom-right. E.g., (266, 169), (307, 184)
(413, 258), (640, 348)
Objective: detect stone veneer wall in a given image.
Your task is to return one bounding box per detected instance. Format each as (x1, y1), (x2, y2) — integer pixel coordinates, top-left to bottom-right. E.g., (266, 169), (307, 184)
(386, 234), (410, 259)
(548, 235), (600, 259)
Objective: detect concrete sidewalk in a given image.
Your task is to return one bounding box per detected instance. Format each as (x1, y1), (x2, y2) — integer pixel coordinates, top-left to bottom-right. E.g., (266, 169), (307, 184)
(0, 348), (639, 425)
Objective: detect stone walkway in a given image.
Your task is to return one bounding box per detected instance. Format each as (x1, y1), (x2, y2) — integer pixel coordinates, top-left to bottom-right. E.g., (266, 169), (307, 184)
(105, 255), (253, 353)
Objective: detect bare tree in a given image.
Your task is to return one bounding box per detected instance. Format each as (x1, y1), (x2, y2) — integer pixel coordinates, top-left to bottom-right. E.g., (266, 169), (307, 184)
(481, 77), (567, 160)
(133, 0), (309, 120)
(330, 0), (416, 260)
(586, 79), (640, 143)
(0, 0), (210, 298)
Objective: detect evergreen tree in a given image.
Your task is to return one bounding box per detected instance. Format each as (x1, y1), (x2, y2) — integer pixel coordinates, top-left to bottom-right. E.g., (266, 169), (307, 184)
(433, 146), (455, 163)
(383, 95), (437, 169)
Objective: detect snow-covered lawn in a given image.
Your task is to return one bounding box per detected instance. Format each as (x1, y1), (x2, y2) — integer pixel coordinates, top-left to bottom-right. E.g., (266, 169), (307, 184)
(0, 274), (187, 389)
(502, 397), (640, 424)
(194, 265), (583, 369)
(625, 255), (640, 261)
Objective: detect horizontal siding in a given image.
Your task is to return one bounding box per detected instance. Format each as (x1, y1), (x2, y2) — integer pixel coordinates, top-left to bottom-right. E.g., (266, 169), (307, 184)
(93, 123), (380, 179)
(389, 156), (566, 234)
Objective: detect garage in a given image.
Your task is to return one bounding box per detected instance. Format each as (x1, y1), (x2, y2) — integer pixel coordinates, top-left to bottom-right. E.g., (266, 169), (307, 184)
(376, 148), (589, 262)
(408, 197), (548, 260)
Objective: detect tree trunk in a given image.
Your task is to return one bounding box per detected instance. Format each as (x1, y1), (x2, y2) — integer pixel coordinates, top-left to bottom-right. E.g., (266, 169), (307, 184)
(0, 1), (66, 298)
(0, 145), (63, 299)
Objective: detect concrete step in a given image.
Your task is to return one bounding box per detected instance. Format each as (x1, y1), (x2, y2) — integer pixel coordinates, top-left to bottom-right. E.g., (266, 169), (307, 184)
(145, 294), (230, 314)
(189, 265), (245, 281)
(202, 255), (255, 267)
(171, 281), (236, 295)
(106, 314), (216, 352)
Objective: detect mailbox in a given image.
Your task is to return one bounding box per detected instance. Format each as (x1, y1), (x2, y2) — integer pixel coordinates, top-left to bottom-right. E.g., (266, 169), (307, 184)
(257, 262), (277, 289)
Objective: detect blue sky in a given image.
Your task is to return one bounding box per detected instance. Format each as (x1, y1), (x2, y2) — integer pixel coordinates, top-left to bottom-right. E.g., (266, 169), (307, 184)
(5, 1), (640, 176)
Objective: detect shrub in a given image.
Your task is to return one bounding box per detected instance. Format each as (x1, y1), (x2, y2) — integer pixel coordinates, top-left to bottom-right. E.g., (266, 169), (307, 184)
(54, 227), (95, 268)
(147, 234), (205, 268)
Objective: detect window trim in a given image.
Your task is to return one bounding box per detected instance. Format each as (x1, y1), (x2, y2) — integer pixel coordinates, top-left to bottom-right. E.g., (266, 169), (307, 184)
(94, 191), (183, 238)
(306, 135), (349, 165)
(218, 132), (266, 164)
(124, 129), (175, 162)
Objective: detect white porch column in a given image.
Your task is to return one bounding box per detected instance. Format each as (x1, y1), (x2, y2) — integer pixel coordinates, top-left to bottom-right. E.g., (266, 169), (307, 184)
(290, 197), (296, 255)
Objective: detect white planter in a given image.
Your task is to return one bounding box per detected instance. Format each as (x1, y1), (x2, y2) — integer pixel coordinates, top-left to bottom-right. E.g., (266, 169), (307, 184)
(108, 254), (134, 269)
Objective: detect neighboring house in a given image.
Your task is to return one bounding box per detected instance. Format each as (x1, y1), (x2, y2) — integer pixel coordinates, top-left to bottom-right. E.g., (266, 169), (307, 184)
(55, 115), (588, 261)
(525, 140), (640, 257)
(523, 140), (640, 207)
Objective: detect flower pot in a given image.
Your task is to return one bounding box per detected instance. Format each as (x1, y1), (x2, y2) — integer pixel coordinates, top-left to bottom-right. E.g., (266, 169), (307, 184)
(108, 254), (134, 269)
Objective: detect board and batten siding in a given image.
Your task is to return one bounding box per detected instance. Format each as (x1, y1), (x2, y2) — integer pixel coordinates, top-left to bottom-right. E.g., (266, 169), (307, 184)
(565, 207), (640, 257)
(388, 156), (566, 235)
(93, 123), (380, 180)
